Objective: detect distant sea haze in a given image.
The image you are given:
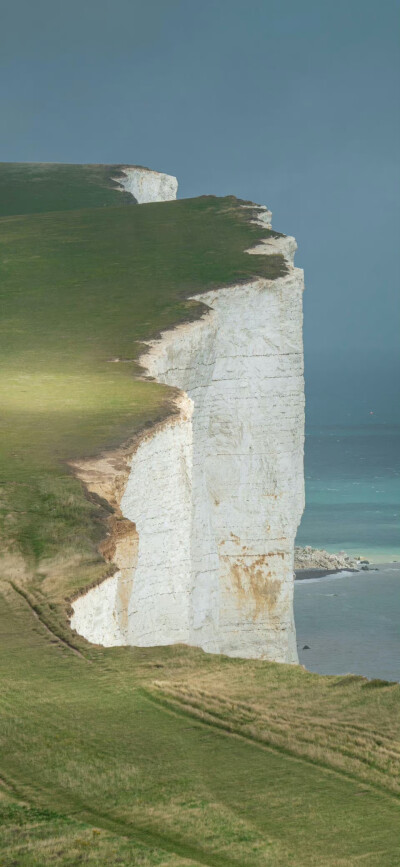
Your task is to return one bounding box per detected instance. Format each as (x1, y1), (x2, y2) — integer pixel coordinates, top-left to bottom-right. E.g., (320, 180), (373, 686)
(304, 351), (400, 429)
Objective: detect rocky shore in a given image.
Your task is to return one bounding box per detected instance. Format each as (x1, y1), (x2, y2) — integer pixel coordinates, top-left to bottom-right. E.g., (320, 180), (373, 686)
(294, 546), (374, 579)
(294, 546), (360, 571)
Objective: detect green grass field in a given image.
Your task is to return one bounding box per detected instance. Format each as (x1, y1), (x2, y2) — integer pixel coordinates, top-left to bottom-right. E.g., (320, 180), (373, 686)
(1, 163), (399, 866)
(0, 163), (135, 216)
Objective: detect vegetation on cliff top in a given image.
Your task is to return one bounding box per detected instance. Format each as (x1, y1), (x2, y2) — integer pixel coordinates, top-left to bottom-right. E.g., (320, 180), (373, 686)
(0, 162), (134, 216)
(1, 163), (399, 867)
(0, 165), (284, 601)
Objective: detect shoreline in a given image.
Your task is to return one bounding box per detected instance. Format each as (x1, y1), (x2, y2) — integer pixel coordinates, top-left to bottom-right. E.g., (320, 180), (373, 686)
(295, 567), (358, 581)
(295, 561), (399, 581)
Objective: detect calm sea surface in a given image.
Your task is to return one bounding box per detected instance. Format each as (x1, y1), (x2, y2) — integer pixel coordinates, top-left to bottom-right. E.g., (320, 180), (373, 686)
(295, 565), (400, 681)
(294, 425), (400, 680)
(296, 425), (400, 561)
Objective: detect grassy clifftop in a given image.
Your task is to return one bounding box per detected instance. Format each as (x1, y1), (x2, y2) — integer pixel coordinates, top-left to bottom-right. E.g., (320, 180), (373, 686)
(0, 164), (284, 601)
(0, 162), (134, 216)
(0, 163), (399, 867)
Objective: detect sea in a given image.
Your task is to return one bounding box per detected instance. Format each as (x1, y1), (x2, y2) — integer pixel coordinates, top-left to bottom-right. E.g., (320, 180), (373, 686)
(294, 424), (400, 681)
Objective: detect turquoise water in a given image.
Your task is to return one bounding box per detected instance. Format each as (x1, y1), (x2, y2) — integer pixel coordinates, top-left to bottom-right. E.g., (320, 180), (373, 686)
(296, 425), (400, 562)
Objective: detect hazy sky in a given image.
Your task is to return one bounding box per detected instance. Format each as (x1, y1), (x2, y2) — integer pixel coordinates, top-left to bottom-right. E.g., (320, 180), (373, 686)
(1, 0), (399, 423)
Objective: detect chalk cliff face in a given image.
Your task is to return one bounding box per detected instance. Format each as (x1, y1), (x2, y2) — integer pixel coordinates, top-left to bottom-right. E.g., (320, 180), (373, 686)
(117, 166), (178, 203)
(71, 200), (305, 663)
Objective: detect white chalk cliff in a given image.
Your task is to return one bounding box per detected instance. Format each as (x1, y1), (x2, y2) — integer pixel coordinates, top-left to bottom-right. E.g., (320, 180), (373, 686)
(116, 165), (178, 203)
(71, 177), (305, 664)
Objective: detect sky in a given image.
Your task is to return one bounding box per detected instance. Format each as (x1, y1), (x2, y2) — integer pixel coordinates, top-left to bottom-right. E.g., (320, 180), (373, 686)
(1, 0), (399, 424)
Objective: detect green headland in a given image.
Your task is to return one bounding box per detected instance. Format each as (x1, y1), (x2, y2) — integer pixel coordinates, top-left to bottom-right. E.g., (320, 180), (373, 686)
(0, 163), (399, 866)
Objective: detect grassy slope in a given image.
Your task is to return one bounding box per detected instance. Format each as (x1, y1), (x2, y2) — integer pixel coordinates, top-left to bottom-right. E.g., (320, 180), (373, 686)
(1, 164), (399, 866)
(0, 162), (134, 215)
(1, 587), (399, 867)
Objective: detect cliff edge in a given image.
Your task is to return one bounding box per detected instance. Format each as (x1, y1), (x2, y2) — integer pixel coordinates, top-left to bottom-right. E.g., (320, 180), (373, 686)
(116, 165), (178, 202)
(70, 182), (305, 663)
